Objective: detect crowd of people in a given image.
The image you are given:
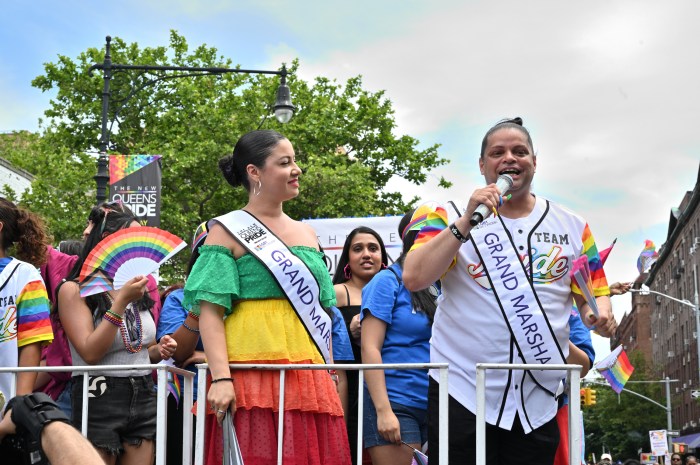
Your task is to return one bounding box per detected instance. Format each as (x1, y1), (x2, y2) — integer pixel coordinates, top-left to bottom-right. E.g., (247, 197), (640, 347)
(0, 120), (645, 465)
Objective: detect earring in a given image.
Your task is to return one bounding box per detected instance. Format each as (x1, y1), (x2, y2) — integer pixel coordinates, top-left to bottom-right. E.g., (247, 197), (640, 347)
(344, 264), (352, 280)
(255, 180), (262, 196)
(381, 263), (387, 269)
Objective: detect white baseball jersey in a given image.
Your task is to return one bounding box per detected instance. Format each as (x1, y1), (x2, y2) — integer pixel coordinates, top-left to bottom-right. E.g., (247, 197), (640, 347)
(428, 195), (600, 433)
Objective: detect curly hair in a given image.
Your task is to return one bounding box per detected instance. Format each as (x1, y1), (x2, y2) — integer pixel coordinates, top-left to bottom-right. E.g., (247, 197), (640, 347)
(0, 198), (52, 267)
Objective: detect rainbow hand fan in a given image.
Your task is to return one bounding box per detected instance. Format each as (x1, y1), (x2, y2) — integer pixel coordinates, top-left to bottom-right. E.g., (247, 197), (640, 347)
(79, 226), (186, 297)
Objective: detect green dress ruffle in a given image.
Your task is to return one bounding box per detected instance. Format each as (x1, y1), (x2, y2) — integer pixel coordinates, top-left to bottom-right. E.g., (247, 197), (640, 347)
(183, 245), (336, 316)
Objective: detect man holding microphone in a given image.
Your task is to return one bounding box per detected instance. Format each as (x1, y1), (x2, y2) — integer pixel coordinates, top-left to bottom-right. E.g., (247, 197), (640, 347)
(403, 117), (614, 465)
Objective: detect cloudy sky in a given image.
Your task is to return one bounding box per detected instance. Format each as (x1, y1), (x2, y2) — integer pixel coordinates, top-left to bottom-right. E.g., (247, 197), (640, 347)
(1, 0), (698, 360)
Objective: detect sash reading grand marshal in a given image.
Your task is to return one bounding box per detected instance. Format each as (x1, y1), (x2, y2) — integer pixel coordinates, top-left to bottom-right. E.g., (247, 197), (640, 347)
(470, 215), (566, 396)
(213, 210), (332, 363)
(109, 155), (162, 226)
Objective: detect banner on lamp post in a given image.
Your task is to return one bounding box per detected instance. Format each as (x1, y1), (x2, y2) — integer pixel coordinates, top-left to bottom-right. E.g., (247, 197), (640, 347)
(108, 155), (162, 226)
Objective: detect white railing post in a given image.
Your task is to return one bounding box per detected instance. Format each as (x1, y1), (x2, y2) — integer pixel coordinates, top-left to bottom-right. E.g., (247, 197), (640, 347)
(438, 366), (449, 465)
(182, 373), (194, 465)
(81, 372), (90, 435)
(569, 368), (581, 465)
(475, 365), (487, 465)
(277, 369), (286, 465)
(155, 367), (168, 465)
(195, 365), (207, 465)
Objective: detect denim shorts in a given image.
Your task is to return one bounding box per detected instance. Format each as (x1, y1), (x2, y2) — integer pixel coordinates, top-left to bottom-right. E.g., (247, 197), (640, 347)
(363, 386), (428, 448)
(71, 375), (157, 455)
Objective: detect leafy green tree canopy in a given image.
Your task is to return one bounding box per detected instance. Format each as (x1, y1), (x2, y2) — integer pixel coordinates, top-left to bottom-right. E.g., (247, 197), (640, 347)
(1, 31), (449, 278)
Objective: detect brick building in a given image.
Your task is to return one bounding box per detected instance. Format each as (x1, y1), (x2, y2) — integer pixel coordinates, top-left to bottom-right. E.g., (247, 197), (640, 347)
(645, 163), (700, 440)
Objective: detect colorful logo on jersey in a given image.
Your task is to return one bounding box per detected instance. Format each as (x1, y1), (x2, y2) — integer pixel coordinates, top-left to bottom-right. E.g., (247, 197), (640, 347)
(466, 245), (570, 290)
(0, 306), (17, 343)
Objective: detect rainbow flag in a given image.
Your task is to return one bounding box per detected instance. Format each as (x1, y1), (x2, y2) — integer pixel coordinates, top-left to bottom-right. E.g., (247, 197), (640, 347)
(598, 239), (617, 266)
(595, 345), (634, 393)
(167, 371), (181, 406)
(636, 240), (659, 274)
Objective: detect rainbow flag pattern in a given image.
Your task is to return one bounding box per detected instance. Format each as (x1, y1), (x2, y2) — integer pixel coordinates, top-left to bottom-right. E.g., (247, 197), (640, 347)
(595, 345), (634, 394)
(636, 240), (659, 274)
(406, 204), (448, 246)
(570, 224), (609, 297)
(109, 155), (161, 184)
(167, 372), (182, 406)
(16, 279), (53, 346)
(79, 226), (186, 297)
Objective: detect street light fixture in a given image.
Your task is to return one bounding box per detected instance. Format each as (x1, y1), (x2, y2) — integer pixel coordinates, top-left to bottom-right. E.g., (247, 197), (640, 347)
(88, 35), (295, 204)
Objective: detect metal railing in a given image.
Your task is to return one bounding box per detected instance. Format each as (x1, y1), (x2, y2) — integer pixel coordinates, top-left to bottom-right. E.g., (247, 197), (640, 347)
(475, 363), (583, 465)
(0, 364), (195, 465)
(194, 363), (450, 465)
(1, 362), (449, 465)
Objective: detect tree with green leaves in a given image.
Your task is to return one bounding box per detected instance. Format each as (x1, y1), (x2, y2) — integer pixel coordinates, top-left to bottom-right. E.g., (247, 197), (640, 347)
(583, 351), (667, 462)
(1, 31), (449, 279)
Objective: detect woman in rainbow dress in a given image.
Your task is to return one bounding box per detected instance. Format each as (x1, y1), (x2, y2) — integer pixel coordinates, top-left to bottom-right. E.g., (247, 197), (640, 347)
(184, 129), (350, 465)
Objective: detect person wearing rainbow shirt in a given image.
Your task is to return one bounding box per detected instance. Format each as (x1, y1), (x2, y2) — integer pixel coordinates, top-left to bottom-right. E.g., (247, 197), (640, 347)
(403, 117), (615, 465)
(0, 198), (54, 462)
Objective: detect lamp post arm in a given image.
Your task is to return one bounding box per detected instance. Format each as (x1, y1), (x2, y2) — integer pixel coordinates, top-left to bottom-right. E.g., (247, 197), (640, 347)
(587, 380), (669, 411)
(88, 35), (291, 204)
(629, 289), (695, 309)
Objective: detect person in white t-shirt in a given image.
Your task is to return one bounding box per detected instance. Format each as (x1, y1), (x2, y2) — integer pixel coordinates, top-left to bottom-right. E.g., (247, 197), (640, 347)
(403, 117), (615, 464)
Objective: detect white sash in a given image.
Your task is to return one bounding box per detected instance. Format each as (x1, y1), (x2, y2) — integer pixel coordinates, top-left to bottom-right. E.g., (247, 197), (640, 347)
(212, 210), (332, 363)
(470, 216), (566, 395)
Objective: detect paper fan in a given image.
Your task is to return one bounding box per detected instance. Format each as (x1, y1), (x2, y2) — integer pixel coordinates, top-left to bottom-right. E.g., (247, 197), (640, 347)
(79, 226), (186, 297)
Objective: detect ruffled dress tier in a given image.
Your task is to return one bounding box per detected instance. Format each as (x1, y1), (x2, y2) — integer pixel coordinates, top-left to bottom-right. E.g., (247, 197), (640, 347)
(185, 245), (350, 465)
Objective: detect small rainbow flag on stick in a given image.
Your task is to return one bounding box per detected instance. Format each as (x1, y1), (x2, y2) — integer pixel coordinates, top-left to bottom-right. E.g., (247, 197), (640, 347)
(595, 345), (634, 393)
(637, 240), (659, 274)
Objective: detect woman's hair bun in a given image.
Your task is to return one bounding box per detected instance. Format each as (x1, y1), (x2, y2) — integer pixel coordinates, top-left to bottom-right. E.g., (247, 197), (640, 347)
(218, 154), (241, 187)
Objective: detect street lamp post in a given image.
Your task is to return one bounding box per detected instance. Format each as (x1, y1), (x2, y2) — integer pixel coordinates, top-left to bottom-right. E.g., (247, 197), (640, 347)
(88, 35), (295, 204)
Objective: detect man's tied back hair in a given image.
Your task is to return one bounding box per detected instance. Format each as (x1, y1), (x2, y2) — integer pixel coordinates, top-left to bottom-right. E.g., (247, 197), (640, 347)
(219, 130), (287, 190)
(479, 116), (534, 159)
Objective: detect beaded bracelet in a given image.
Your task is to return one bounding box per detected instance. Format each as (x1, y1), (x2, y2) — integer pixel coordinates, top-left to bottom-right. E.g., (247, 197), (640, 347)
(187, 312), (200, 321)
(106, 309), (123, 321)
(103, 311), (122, 327)
(183, 321), (200, 333)
(211, 377), (234, 384)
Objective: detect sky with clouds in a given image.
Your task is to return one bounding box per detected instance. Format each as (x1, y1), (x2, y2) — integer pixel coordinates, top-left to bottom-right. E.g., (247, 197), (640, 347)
(1, 0), (699, 360)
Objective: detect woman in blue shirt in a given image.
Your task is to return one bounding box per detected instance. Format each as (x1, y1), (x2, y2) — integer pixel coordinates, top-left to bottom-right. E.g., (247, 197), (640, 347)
(361, 209), (437, 465)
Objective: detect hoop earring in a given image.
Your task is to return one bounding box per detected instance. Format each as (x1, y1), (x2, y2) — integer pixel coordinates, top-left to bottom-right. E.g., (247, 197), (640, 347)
(344, 264), (352, 280)
(252, 180), (262, 196)
(381, 263), (387, 269)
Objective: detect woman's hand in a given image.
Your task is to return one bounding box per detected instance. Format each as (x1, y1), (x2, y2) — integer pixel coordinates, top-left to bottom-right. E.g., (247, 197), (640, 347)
(349, 314), (361, 341)
(114, 275), (148, 307)
(208, 380), (236, 424)
(376, 406), (401, 444)
(158, 334), (177, 360)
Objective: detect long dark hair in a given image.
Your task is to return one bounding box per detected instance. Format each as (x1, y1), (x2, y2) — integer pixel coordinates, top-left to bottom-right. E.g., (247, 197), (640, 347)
(396, 209), (437, 323)
(0, 198), (52, 267)
(332, 226), (388, 285)
(63, 206), (153, 321)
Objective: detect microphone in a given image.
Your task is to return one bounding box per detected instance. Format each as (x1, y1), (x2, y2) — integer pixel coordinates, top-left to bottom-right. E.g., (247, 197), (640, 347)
(469, 174), (514, 226)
